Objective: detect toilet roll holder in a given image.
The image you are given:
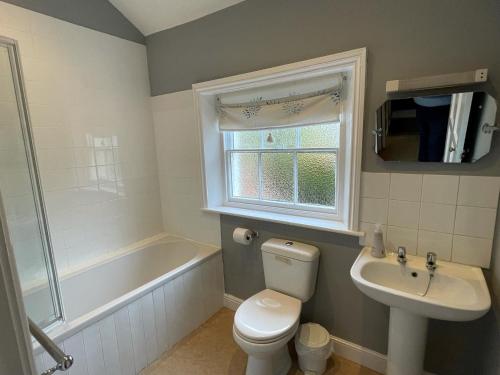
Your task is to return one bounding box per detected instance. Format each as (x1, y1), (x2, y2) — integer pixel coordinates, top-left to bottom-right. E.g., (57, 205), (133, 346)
(246, 230), (259, 240)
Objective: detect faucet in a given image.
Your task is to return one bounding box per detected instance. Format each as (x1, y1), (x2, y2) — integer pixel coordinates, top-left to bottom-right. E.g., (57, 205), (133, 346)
(397, 246), (407, 265)
(426, 252), (437, 272)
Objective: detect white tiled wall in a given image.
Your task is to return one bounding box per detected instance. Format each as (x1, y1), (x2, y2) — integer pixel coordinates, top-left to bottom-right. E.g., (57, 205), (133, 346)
(0, 3), (163, 273)
(151, 90), (221, 246)
(34, 253), (225, 375)
(360, 172), (500, 268)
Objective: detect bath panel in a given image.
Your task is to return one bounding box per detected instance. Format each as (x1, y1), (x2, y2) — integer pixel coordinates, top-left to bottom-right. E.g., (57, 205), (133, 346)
(32, 237), (224, 374)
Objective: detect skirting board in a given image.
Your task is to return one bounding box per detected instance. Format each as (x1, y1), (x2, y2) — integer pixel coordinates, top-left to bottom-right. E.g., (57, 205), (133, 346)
(224, 293), (435, 375)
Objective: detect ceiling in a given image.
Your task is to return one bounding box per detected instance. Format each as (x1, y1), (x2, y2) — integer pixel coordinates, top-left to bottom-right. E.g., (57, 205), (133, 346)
(109, 0), (246, 36)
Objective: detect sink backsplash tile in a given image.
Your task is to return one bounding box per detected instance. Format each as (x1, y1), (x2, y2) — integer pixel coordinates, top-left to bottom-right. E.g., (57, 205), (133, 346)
(360, 172), (500, 268)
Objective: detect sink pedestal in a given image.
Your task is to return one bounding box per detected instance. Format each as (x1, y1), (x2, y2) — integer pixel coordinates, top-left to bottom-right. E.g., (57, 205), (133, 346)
(387, 307), (428, 375)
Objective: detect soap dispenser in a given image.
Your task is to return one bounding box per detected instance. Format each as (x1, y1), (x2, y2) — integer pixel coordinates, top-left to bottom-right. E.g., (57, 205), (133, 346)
(371, 224), (386, 258)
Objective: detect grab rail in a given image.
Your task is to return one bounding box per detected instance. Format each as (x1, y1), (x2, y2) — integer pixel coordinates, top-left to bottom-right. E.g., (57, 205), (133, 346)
(28, 318), (73, 375)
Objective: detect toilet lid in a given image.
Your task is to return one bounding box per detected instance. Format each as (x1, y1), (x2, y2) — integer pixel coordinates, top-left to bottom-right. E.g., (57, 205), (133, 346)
(234, 289), (301, 342)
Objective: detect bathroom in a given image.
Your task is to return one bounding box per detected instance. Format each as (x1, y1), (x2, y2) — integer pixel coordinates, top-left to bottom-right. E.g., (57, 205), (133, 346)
(0, 0), (499, 374)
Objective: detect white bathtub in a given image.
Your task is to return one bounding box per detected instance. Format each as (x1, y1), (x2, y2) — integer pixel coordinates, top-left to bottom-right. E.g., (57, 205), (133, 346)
(32, 235), (224, 375)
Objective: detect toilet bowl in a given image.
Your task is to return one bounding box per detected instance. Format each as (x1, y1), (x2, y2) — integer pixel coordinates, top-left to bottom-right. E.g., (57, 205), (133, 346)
(233, 239), (320, 375)
(233, 289), (301, 375)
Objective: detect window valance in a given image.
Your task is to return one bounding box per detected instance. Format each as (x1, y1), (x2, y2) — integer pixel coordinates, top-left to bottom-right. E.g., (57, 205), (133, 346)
(216, 74), (345, 131)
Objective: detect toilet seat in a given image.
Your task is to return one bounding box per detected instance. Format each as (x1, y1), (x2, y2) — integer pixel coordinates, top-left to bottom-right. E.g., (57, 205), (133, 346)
(234, 289), (301, 343)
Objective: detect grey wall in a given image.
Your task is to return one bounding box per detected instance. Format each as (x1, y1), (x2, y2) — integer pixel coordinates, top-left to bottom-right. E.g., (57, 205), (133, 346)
(146, 1), (500, 373)
(1, 0), (144, 44)
(221, 215), (390, 353)
(222, 215), (500, 375)
(146, 0), (500, 175)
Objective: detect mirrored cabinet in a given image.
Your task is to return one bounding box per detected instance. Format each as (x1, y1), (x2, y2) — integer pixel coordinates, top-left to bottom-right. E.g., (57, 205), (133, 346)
(374, 91), (498, 163)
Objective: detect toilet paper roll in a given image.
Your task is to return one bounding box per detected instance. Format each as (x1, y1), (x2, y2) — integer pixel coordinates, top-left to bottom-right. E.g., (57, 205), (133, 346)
(233, 227), (254, 245)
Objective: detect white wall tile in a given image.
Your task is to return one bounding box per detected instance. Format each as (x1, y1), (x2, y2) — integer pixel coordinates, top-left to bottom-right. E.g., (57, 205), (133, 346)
(361, 172), (390, 198)
(386, 226), (418, 255)
(388, 200), (420, 229)
(359, 198), (388, 224)
(421, 175), (459, 205)
(361, 174), (498, 268)
(419, 203), (456, 233)
(417, 230), (453, 261)
(152, 90), (221, 247)
(458, 176), (500, 208)
(389, 173), (422, 202)
(0, 2), (164, 277)
(452, 235), (493, 268)
(37, 148), (76, 170)
(454, 206), (497, 239)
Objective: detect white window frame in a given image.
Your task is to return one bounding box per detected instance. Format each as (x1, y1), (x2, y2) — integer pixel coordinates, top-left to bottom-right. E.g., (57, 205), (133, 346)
(193, 48), (366, 236)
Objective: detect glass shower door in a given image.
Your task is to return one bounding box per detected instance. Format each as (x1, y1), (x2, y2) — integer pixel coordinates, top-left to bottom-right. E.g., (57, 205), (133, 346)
(0, 37), (63, 328)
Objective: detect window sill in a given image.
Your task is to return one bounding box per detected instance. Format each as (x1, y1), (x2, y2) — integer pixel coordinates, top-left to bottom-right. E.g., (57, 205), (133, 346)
(203, 206), (364, 237)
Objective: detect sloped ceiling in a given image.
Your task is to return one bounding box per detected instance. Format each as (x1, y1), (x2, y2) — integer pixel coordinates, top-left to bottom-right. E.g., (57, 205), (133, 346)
(109, 0), (245, 36)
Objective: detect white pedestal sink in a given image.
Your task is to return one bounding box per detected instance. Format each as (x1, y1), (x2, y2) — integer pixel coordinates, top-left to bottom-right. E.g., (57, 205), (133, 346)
(350, 247), (491, 375)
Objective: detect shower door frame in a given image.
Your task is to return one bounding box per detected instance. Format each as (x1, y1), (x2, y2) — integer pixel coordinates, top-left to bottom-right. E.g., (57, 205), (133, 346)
(1, 35), (65, 328)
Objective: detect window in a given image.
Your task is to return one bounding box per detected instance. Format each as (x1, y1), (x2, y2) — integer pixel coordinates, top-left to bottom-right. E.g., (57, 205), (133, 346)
(194, 48), (366, 235)
(225, 123), (340, 216)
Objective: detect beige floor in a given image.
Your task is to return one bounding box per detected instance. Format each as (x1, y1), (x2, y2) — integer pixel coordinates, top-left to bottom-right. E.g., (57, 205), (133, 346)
(142, 308), (381, 375)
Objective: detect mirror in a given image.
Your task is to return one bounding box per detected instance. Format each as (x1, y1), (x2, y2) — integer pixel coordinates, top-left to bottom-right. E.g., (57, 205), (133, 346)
(374, 92), (497, 163)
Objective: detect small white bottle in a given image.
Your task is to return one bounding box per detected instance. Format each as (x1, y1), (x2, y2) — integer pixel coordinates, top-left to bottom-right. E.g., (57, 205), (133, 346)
(371, 224), (386, 258)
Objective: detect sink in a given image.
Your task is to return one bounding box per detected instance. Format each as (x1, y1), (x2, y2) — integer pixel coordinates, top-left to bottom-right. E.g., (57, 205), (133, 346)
(350, 247), (491, 375)
(351, 247), (491, 321)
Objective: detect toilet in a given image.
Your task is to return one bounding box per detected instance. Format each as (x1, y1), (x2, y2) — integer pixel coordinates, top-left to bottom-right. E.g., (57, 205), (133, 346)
(233, 238), (320, 375)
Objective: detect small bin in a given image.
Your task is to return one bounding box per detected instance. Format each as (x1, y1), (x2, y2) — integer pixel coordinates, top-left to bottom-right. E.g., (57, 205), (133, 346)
(295, 323), (333, 375)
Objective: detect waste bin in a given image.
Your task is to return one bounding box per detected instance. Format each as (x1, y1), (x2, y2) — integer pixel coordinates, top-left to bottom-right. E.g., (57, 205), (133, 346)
(295, 323), (333, 375)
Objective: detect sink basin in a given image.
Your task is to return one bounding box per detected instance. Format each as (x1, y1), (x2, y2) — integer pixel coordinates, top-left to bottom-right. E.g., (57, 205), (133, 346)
(351, 247), (491, 321)
(350, 247), (491, 375)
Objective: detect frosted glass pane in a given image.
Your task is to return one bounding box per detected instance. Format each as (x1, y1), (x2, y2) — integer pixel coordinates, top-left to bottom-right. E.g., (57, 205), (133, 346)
(262, 153), (293, 202)
(300, 123), (339, 148)
(298, 153), (336, 206)
(230, 152), (259, 198)
(233, 131), (261, 149)
(263, 127), (296, 149)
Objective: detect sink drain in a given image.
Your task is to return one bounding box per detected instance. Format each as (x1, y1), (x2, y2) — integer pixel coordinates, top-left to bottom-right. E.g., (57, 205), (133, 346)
(411, 272), (418, 277)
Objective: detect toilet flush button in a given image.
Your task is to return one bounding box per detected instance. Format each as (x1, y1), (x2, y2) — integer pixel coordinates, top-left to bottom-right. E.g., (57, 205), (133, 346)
(285, 241), (294, 246)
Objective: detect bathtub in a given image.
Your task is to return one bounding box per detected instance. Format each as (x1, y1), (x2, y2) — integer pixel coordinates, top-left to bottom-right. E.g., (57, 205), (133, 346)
(32, 235), (224, 375)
